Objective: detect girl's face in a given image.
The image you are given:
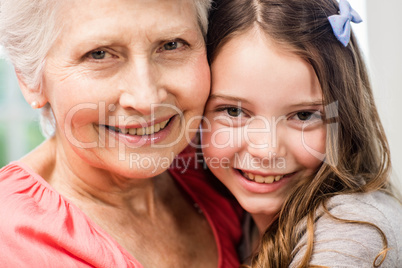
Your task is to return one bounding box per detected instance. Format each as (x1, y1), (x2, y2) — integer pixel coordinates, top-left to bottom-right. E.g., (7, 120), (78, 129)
(41, 0), (210, 178)
(201, 29), (326, 219)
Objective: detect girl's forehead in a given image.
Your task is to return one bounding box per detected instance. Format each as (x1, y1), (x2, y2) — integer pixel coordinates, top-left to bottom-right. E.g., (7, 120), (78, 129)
(210, 29), (322, 112)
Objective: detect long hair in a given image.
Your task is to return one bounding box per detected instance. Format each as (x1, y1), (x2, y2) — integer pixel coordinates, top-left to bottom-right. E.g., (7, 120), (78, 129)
(207, 0), (395, 266)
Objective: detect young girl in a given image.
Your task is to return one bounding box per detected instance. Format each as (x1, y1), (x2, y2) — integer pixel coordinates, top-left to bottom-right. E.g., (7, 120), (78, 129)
(201, 0), (402, 266)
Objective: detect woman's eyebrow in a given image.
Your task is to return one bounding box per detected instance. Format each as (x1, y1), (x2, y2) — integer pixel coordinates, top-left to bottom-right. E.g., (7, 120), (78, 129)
(73, 28), (198, 47)
(209, 93), (251, 104)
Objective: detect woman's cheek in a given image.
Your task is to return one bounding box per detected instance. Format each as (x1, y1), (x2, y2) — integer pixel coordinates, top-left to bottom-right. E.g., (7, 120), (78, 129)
(172, 54), (210, 111)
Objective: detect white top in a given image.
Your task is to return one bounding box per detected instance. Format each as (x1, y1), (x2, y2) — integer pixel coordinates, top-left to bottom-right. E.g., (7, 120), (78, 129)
(290, 191), (402, 267)
(239, 191), (402, 267)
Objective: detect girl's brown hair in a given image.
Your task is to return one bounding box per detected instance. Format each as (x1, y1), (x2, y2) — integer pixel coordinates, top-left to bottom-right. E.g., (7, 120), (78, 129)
(207, 0), (396, 266)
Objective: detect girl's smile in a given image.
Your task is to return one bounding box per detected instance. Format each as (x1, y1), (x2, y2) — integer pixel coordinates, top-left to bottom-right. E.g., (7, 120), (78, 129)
(239, 169), (296, 184)
(234, 168), (298, 194)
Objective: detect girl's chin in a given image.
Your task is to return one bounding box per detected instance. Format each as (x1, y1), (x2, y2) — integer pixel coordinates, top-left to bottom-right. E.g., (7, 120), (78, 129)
(240, 200), (282, 216)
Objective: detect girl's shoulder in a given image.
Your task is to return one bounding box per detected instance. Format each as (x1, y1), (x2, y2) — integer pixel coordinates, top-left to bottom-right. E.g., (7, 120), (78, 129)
(291, 191), (402, 267)
(325, 191), (402, 222)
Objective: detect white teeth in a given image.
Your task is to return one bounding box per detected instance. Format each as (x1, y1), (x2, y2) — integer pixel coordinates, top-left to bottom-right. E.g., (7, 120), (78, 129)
(128, 128), (136, 135)
(255, 175), (265, 183)
(112, 119), (170, 136)
(145, 126), (152, 135)
(154, 124), (161, 132)
(243, 172), (284, 184)
(160, 120), (168, 129)
(264, 176), (275, 184)
(136, 127), (145, 136)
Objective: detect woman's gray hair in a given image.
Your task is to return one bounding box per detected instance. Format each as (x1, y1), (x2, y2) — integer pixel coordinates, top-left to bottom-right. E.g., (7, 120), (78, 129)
(0, 0), (212, 137)
(0, 0), (62, 90)
(194, 0), (213, 37)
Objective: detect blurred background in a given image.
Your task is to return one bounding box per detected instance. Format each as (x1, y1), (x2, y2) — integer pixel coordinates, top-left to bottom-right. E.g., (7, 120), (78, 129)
(0, 0), (401, 190)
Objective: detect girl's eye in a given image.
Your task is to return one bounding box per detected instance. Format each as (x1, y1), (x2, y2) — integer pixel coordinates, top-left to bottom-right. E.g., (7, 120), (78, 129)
(296, 111), (313, 121)
(226, 107), (242, 117)
(210, 105), (248, 127)
(292, 111), (322, 122)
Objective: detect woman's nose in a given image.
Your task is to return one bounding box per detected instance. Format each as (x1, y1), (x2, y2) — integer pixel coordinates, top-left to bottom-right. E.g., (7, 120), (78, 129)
(119, 58), (168, 115)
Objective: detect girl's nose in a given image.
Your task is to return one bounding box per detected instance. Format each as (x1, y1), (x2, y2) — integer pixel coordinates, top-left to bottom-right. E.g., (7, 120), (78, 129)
(245, 118), (287, 160)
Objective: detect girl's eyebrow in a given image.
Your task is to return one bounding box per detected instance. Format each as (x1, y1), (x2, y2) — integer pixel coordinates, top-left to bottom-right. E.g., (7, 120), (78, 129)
(288, 100), (323, 108)
(209, 93), (251, 104)
(209, 94), (322, 108)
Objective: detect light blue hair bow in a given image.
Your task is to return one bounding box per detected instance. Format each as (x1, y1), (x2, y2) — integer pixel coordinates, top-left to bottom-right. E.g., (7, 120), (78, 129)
(328, 0), (362, 47)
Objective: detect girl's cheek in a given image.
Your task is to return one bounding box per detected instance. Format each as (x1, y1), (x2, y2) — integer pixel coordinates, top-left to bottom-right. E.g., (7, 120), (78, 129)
(207, 122), (243, 150)
(294, 129), (326, 168)
(203, 123), (244, 161)
(302, 128), (326, 155)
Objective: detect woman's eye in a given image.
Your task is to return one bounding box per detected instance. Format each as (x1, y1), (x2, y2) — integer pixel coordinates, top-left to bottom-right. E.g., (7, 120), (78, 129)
(160, 41), (185, 52)
(226, 107), (242, 117)
(91, 50), (106, 59)
(87, 50), (113, 60)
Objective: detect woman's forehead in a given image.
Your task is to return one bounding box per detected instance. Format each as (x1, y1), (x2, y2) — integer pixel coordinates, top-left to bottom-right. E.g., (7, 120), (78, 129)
(52, 0), (202, 47)
(59, 0), (200, 32)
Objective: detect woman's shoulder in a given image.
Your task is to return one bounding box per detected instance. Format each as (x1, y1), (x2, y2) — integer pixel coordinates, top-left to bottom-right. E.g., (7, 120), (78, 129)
(0, 161), (68, 239)
(0, 161), (44, 196)
(291, 191), (402, 267)
(0, 162), (64, 264)
(0, 162), (141, 267)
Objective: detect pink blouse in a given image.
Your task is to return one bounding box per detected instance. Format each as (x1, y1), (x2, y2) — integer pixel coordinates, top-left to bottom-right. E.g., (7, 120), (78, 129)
(0, 155), (242, 267)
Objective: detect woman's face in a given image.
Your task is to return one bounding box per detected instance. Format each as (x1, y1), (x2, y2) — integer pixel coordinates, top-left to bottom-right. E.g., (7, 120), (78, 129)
(43, 0), (210, 178)
(201, 29), (326, 218)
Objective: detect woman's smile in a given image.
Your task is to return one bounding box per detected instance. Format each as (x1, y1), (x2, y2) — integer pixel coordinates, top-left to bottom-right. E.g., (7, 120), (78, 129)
(98, 114), (179, 146)
(103, 117), (172, 136)
(40, 0), (210, 177)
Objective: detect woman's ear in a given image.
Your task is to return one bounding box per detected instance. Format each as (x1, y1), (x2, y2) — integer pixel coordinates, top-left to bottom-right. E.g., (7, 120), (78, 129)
(15, 69), (48, 109)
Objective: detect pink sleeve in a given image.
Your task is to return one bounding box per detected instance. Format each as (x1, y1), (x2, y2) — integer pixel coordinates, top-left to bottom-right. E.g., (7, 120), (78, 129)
(0, 162), (142, 267)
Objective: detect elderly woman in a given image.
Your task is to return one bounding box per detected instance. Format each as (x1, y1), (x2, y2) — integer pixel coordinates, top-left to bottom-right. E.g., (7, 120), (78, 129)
(0, 0), (242, 267)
